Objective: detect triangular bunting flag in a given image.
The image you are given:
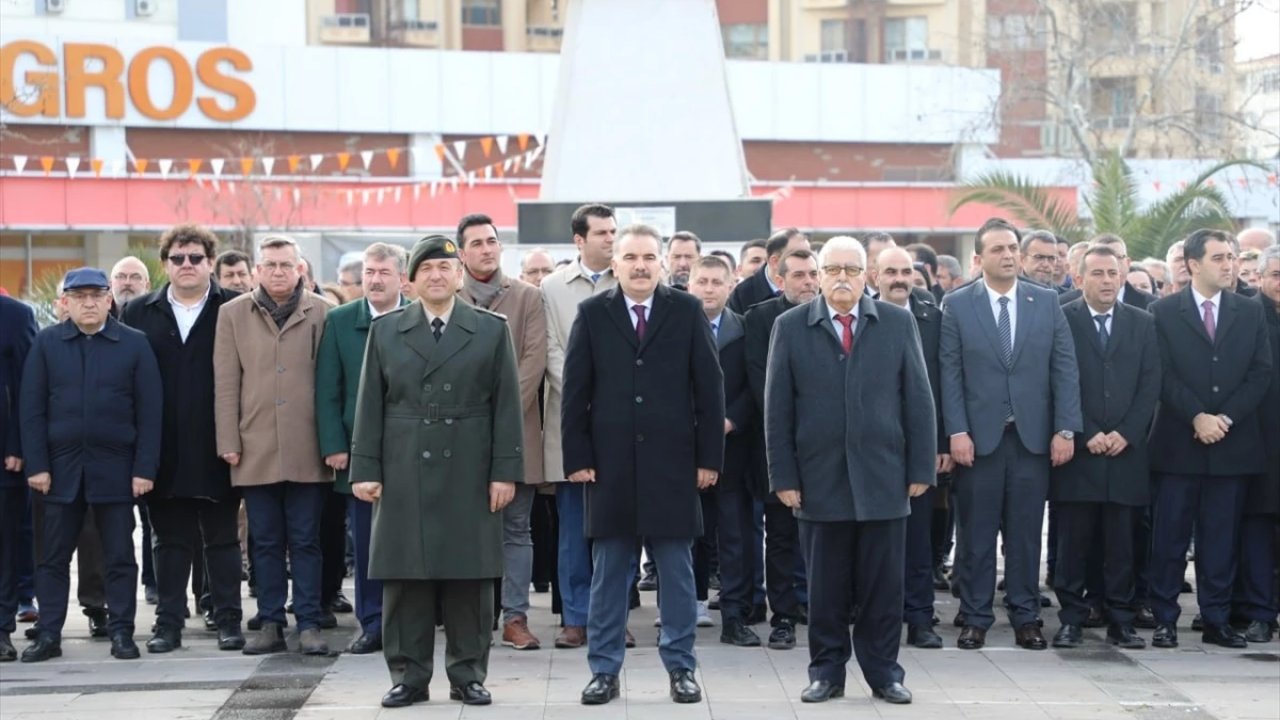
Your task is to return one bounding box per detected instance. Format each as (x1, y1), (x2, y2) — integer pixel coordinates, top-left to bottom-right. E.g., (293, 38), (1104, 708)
(453, 140), (467, 159)
(292, 187), (301, 204)
(133, 157), (148, 174)
(211, 179), (220, 192)
(287, 155), (301, 173)
(188, 158), (203, 174)
(239, 157), (254, 175)
(262, 157), (275, 176)
(65, 157), (80, 177)
(480, 137), (494, 157)
(361, 150), (374, 170)
(495, 163), (505, 178)
(503, 157), (513, 172)
(429, 181), (437, 198)
(496, 135), (508, 154)
(414, 183), (423, 201)
(211, 158), (225, 176)
(434, 144), (446, 163)
(39, 156), (54, 175)
(386, 148), (401, 168)
(310, 154), (324, 171)
(157, 159), (172, 179)
(483, 166), (492, 180)
(361, 189), (370, 205)
(346, 189), (354, 205)
(516, 133), (530, 151)
(13, 155), (27, 173)
(376, 188), (385, 205)
(91, 158), (103, 177)
(110, 160), (125, 178)
(337, 153), (351, 171)
(466, 171), (475, 187)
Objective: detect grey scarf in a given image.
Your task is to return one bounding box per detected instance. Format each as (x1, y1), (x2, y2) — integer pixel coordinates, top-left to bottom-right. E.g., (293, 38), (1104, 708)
(463, 268), (505, 310)
(256, 281), (304, 329)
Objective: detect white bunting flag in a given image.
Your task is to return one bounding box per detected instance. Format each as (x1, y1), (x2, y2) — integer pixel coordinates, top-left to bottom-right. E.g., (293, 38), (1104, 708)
(210, 158), (225, 177)
(262, 157), (275, 176)
(310, 154), (324, 171)
(13, 155), (27, 173)
(157, 159), (172, 179)
(466, 171), (476, 187)
(66, 157), (81, 177)
(376, 188), (384, 205)
(429, 181), (437, 198)
(413, 184), (422, 202)
(393, 187), (402, 203)
(483, 166), (492, 180)
(211, 179), (220, 192)
(361, 150), (374, 170)
(496, 135), (509, 154)
(449, 176), (459, 192)
(362, 190), (371, 206)
(346, 190), (354, 205)
(453, 140), (467, 159)
(292, 187), (301, 204)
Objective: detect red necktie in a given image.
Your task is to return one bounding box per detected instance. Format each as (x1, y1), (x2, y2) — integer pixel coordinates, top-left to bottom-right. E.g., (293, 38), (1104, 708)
(633, 304), (647, 342)
(837, 314), (855, 354)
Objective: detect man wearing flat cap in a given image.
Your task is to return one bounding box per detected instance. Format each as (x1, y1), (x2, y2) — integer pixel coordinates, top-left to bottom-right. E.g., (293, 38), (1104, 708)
(349, 235), (524, 709)
(19, 268), (162, 663)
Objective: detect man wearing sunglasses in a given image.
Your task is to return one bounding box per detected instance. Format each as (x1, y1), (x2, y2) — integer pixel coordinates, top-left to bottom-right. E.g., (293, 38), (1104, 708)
(120, 225), (246, 655)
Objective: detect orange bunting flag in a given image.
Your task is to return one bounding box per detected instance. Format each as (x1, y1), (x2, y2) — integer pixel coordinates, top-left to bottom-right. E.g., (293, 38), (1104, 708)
(91, 159), (104, 177)
(386, 148), (401, 168)
(337, 152), (351, 171)
(188, 158), (203, 174)
(434, 144), (446, 163)
(517, 133), (530, 151)
(480, 137), (494, 157)
(40, 156), (55, 175)
(287, 155), (301, 173)
(134, 158), (149, 174)
(495, 162), (505, 178)
(239, 157), (254, 175)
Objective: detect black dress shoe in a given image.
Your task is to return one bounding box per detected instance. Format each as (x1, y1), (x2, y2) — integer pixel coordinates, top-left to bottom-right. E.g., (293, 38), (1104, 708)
(144, 586), (158, 605)
(1107, 625), (1146, 649)
(906, 623), (942, 649)
(330, 593), (353, 614)
(21, 636), (61, 663)
(217, 625), (246, 651)
(800, 680), (844, 703)
(533, 582), (550, 593)
(85, 608), (109, 638)
(449, 681), (492, 705)
(318, 609), (338, 630)
(1191, 614), (1204, 632)
(768, 618), (796, 650)
(708, 595), (720, 610)
(747, 603), (767, 625)
(247, 614), (262, 631)
(1083, 607), (1106, 628)
(146, 627), (182, 654)
(1202, 624), (1247, 648)
(1039, 593), (1053, 608)
(1052, 624), (1082, 648)
(957, 626), (986, 650)
(1152, 624), (1178, 648)
(381, 683), (427, 708)
(24, 626), (38, 640)
(0, 634), (17, 662)
(348, 632), (383, 654)
(669, 669), (702, 703)
(637, 573), (658, 591)
(720, 622), (762, 647)
(953, 611), (967, 628)
(1016, 623), (1047, 650)
(110, 634), (140, 659)
(1245, 620), (1275, 643)
(581, 673), (620, 705)
(203, 610), (217, 632)
(873, 682), (913, 704)
(933, 566), (950, 591)
(1134, 606), (1157, 629)
(1181, 580), (1193, 594)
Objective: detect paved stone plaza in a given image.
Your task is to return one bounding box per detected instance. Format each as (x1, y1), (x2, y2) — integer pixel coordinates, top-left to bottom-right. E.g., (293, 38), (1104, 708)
(2, 549), (1277, 720)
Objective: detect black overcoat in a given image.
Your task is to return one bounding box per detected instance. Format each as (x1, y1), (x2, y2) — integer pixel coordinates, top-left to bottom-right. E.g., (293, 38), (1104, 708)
(716, 309), (752, 493)
(1246, 291), (1279, 515)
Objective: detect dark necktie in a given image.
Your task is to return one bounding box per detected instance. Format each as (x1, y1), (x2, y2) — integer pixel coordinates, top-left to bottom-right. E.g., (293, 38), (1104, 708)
(1095, 313), (1110, 350)
(1202, 300), (1216, 341)
(836, 314), (855, 354)
(633, 305), (647, 342)
(997, 297), (1012, 364)
(710, 320), (719, 342)
(431, 317), (443, 341)
(590, 272), (601, 284)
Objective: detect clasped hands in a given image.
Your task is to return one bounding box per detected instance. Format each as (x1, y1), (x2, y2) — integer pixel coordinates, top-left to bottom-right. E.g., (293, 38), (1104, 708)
(1192, 413), (1231, 445)
(1084, 431), (1130, 457)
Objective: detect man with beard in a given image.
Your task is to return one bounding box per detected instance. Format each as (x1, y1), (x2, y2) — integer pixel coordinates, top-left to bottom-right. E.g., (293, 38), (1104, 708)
(315, 242), (409, 655)
(110, 257), (150, 308)
(455, 213), (548, 651)
(665, 231), (702, 290)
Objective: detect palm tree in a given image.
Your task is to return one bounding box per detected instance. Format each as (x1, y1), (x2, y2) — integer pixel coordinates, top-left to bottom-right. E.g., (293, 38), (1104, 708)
(950, 154), (1264, 261)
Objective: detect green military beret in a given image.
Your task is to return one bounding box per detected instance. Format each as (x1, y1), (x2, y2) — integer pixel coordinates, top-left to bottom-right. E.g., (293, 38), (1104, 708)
(408, 234), (459, 280)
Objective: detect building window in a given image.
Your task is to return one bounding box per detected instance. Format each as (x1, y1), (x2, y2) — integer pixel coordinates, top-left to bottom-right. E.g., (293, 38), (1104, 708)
(1195, 90), (1224, 137)
(884, 16), (934, 63)
(462, 0), (500, 26)
(1092, 77), (1136, 129)
(986, 14), (1047, 52)
(722, 23), (768, 60)
(1091, 2), (1137, 52)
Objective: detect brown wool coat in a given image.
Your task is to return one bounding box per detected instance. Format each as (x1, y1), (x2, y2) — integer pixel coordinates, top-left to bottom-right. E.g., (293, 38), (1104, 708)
(214, 290), (335, 487)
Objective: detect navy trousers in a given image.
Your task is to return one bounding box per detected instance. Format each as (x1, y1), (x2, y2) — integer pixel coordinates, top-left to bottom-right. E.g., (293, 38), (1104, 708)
(589, 535), (696, 675)
(36, 492), (137, 641)
(1149, 474), (1248, 626)
(763, 500), (804, 624)
(903, 489), (936, 627)
(243, 482), (327, 631)
(1235, 514), (1279, 623)
(1053, 502), (1135, 627)
(0, 484), (27, 635)
(716, 487), (757, 625)
(347, 494), (383, 635)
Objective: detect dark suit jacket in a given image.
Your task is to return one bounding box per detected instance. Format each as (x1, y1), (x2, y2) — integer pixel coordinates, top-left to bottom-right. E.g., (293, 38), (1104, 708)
(20, 316), (162, 504)
(1, 296), (36, 489)
(1058, 282), (1155, 311)
(940, 280), (1082, 456)
(1248, 291), (1279, 515)
(765, 296), (936, 522)
(1149, 287), (1273, 477)
(906, 292), (949, 452)
(561, 284), (725, 538)
(715, 309), (752, 493)
(743, 295), (797, 498)
(1051, 300), (1160, 506)
(728, 269), (778, 315)
(121, 284), (239, 500)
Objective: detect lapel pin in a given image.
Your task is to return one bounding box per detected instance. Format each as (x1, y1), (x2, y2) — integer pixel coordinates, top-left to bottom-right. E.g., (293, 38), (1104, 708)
(1026, 296), (1034, 302)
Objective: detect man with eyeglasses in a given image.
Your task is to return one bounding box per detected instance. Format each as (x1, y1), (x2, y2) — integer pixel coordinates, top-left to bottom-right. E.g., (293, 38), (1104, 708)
(19, 268), (162, 663)
(1019, 231), (1067, 292)
(120, 224), (246, 655)
(110, 256), (151, 308)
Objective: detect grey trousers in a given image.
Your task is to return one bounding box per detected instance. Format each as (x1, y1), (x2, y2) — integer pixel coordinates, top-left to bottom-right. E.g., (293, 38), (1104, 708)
(501, 483), (536, 622)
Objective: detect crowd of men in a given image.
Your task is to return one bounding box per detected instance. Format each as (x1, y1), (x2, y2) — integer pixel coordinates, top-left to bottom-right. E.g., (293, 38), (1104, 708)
(0, 208), (1276, 710)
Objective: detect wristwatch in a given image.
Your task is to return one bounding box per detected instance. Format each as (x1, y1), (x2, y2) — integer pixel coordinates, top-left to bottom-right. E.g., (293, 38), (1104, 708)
(1057, 430), (1074, 440)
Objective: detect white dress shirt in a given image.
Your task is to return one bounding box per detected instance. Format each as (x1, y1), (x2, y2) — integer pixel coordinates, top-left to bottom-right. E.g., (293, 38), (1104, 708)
(826, 303), (856, 346)
(168, 284), (210, 343)
(984, 280), (1019, 343)
(1088, 305), (1113, 336)
(627, 294), (654, 330)
(1191, 287), (1221, 328)
(367, 299), (396, 320)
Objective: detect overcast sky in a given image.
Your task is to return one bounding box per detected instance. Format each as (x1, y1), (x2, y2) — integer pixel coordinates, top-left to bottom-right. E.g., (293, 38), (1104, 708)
(1237, 0), (1280, 61)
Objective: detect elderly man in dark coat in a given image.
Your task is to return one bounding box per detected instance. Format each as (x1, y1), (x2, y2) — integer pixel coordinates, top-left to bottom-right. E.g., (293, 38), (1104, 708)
(766, 236), (935, 706)
(561, 224), (725, 706)
(349, 236), (523, 709)
(20, 267), (162, 663)
(1051, 246), (1160, 650)
(0, 294), (37, 662)
(121, 224), (245, 655)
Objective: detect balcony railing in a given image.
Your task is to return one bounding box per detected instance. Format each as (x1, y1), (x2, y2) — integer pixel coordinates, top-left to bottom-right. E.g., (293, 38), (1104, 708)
(319, 13), (372, 44)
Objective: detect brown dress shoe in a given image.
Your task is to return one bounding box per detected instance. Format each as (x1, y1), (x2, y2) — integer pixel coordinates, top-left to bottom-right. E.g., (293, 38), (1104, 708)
(555, 625), (587, 649)
(1015, 623), (1048, 650)
(957, 626), (986, 650)
(502, 616), (541, 650)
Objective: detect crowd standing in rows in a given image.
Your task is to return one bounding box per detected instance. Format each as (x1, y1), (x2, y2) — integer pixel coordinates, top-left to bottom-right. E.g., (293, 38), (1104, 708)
(0, 208), (1276, 710)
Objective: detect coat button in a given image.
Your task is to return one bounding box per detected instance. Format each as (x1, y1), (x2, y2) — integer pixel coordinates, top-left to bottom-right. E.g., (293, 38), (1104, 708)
(636, 434), (644, 442)
(423, 419), (430, 425)
(1212, 385), (1219, 393)
(445, 418), (453, 425)
(1104, 392), (1111, 398)
(443, 383), (452, 391)
(276, 399), (285, 406)
(1212, 356), (1218, 362)
(635, 358), (644, 367)
(422, 451), (431, 459)
(424, 384), (432, 392)
(277, 365), (285, 373)
(443, 449), (452, 458)
(635, 395), (643, 404)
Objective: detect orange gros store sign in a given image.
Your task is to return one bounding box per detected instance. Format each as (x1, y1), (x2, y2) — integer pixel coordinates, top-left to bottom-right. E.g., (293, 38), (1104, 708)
(1, 39), (255, 123)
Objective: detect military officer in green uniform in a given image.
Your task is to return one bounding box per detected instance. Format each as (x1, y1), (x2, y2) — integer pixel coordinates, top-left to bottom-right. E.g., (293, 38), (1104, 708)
(349, 235), (523, 709)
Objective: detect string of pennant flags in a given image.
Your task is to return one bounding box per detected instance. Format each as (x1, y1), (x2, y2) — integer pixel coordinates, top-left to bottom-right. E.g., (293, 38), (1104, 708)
(0, 132), (549, 182)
